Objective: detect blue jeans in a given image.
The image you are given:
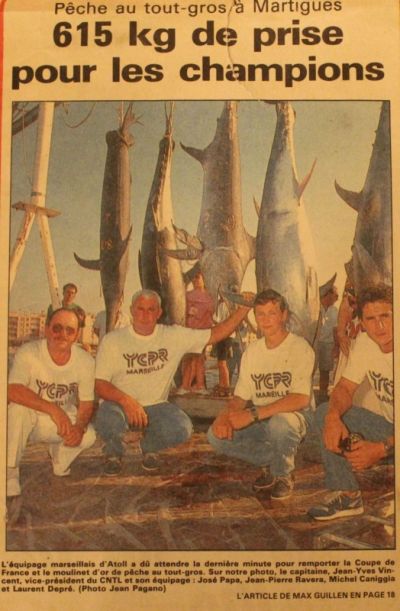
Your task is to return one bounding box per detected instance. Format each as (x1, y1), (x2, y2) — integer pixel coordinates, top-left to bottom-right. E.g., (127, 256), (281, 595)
(207, 409), (313, 477)
(95, 401), (193, 457)
(315, 402), (393, 492)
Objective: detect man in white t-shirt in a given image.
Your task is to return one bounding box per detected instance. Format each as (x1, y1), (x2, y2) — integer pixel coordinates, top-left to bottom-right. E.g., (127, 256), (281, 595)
(95, 289), (252, 476)
(7, 308), (96, 498)
(309, 284), (393, 521)
(208, 289), (315, 500)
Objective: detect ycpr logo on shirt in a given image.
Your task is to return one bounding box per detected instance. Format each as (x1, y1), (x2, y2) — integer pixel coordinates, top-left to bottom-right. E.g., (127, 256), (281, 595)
(369, 370), (393, 405)
(251, 371), (292, 400)
(123, 349), (168, 374)
(36, 380), (78, 407)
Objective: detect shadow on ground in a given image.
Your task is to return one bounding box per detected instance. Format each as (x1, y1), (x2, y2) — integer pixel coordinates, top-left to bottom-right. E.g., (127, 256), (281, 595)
(6, 419), (394, 552)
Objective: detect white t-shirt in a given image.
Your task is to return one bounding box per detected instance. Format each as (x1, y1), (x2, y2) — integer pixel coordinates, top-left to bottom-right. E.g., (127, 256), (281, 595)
(343, 332), (393, 423)
(9, 340), (95, 414)
(95, 324), (210, 406)
(94, 310), (130, 343)
(234, 333), (315, 407)
(319, 305), (338, 344)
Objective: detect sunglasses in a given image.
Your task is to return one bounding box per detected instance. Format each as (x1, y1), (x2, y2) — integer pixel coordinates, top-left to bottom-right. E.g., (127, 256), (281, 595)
(50, 324), (77, 336)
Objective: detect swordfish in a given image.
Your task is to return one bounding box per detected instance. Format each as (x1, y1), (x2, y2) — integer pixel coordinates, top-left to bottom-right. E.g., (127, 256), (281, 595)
(256, 101), (319, 345)
(167, 101), (255, 308)
(139, 104), (186, 325)
(74, 105), (135, 332)
(335, 101), (392, 293)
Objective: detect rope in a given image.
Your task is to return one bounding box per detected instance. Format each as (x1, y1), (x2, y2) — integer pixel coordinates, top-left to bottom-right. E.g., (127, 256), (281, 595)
(61, 102), (97, 128)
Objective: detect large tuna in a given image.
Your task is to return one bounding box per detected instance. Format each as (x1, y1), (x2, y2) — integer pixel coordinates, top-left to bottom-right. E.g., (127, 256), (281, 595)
(167, 101), (255, 308)
(74, 105), (135, 331)
(256, 101), (319, 344)
(335, 101), (392, 293)
(139, 105), (186, 325)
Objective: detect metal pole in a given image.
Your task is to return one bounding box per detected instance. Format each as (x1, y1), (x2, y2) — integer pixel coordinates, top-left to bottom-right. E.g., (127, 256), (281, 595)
(9, 206), (36, 288)
(34, 103), (61, 309)
(9, 102), (61, 309)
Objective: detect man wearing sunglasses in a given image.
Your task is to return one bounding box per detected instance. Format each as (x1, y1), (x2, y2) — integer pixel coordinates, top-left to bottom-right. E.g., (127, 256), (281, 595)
(7, 308), (96, 498)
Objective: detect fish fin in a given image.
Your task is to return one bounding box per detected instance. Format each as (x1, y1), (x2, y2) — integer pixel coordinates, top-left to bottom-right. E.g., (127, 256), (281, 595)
(246, 233), (256, 262)
(344, 259), (355, 287)
(122, 102), (134, 128)
(173, 224), (203, 251)
(162, 247), (200, 261)
(183, 262), (201, 285)
(297, 159), (317, 200)
(334, 181), (361, 211)
(164, 102), (174, 134)
(253, 197), (260, 218)
(138, 249), (143, 286)
(117, 225), (133, 259)
(180, 142), (206, 165)
(220, 289), (255, 308)
(319, 272), (337, 298)
(353, 241), (383, 285)
(74, 253), (100, 271)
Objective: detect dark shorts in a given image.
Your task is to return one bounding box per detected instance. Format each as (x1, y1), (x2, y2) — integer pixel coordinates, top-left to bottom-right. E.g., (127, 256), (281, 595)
(215, 338), (233, 361)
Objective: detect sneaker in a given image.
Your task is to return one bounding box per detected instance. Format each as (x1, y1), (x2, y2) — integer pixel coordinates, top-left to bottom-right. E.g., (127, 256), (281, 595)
(104, 456), (122, 477)
(7, 477), (21, 498)
(175, 387), (188, 396)
(7, 467), (21, 497)
(192, 387), (208, 395)
(253, 468), (275, 492)
(142, 453), (161, 472)
(308, 491), (364, 521)
(47, 447), (71, 477)
(271, 475), (294, 500)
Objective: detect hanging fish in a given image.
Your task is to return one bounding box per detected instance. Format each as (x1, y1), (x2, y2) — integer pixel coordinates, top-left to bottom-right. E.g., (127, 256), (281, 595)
(166, 101), (255, 309)
(74, 104), (136, 331)
(335, 101), (392, 294)
(256, 101), (319, 345)
(139, 104), (186, 325)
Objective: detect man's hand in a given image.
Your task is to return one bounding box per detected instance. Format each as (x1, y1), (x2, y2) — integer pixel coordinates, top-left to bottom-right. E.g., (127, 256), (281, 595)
(344, 440), (386, 470)
(212, 411), (233, 440)
(121, 396), (148, 428)
(238, 291), (255, 310)
(323, 412), (349, 453)
(228, 409), (253, 431)
(63, 424), (85, 447)
(50, 406), (73, 438)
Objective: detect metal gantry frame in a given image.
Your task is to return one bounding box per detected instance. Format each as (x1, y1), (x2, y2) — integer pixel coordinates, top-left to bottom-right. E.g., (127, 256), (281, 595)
(10, 102), (61, 309)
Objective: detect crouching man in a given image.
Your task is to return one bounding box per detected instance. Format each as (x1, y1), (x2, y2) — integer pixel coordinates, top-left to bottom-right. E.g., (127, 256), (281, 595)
(7, 308), (96, 498)
(94, 289), (252, 476)
(207, 289), (315, 500)
(308, 285), (393, 520)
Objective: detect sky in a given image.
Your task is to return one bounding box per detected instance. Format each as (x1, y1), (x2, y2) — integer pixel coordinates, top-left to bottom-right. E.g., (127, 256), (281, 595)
(9, 99), (383, 315)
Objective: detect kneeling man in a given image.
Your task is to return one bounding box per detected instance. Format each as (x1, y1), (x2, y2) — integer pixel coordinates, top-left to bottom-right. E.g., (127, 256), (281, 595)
(95, 289), (252, 475)
(208, 289), (315, 499)
(309, 284), (393, 520)
(7, 308), (96, 497)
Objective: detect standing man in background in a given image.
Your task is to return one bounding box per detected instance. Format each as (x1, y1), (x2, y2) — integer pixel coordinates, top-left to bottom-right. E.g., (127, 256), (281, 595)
(317, 281), (339, 403)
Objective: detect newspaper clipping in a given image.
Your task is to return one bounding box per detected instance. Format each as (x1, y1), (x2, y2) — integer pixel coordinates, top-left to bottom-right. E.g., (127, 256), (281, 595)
(0, 0), (399, 609)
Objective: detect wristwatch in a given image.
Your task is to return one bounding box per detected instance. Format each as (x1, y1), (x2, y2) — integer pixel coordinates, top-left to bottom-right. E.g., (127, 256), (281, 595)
(250, 405), (260, 422)
(382, 439), (394, 458)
